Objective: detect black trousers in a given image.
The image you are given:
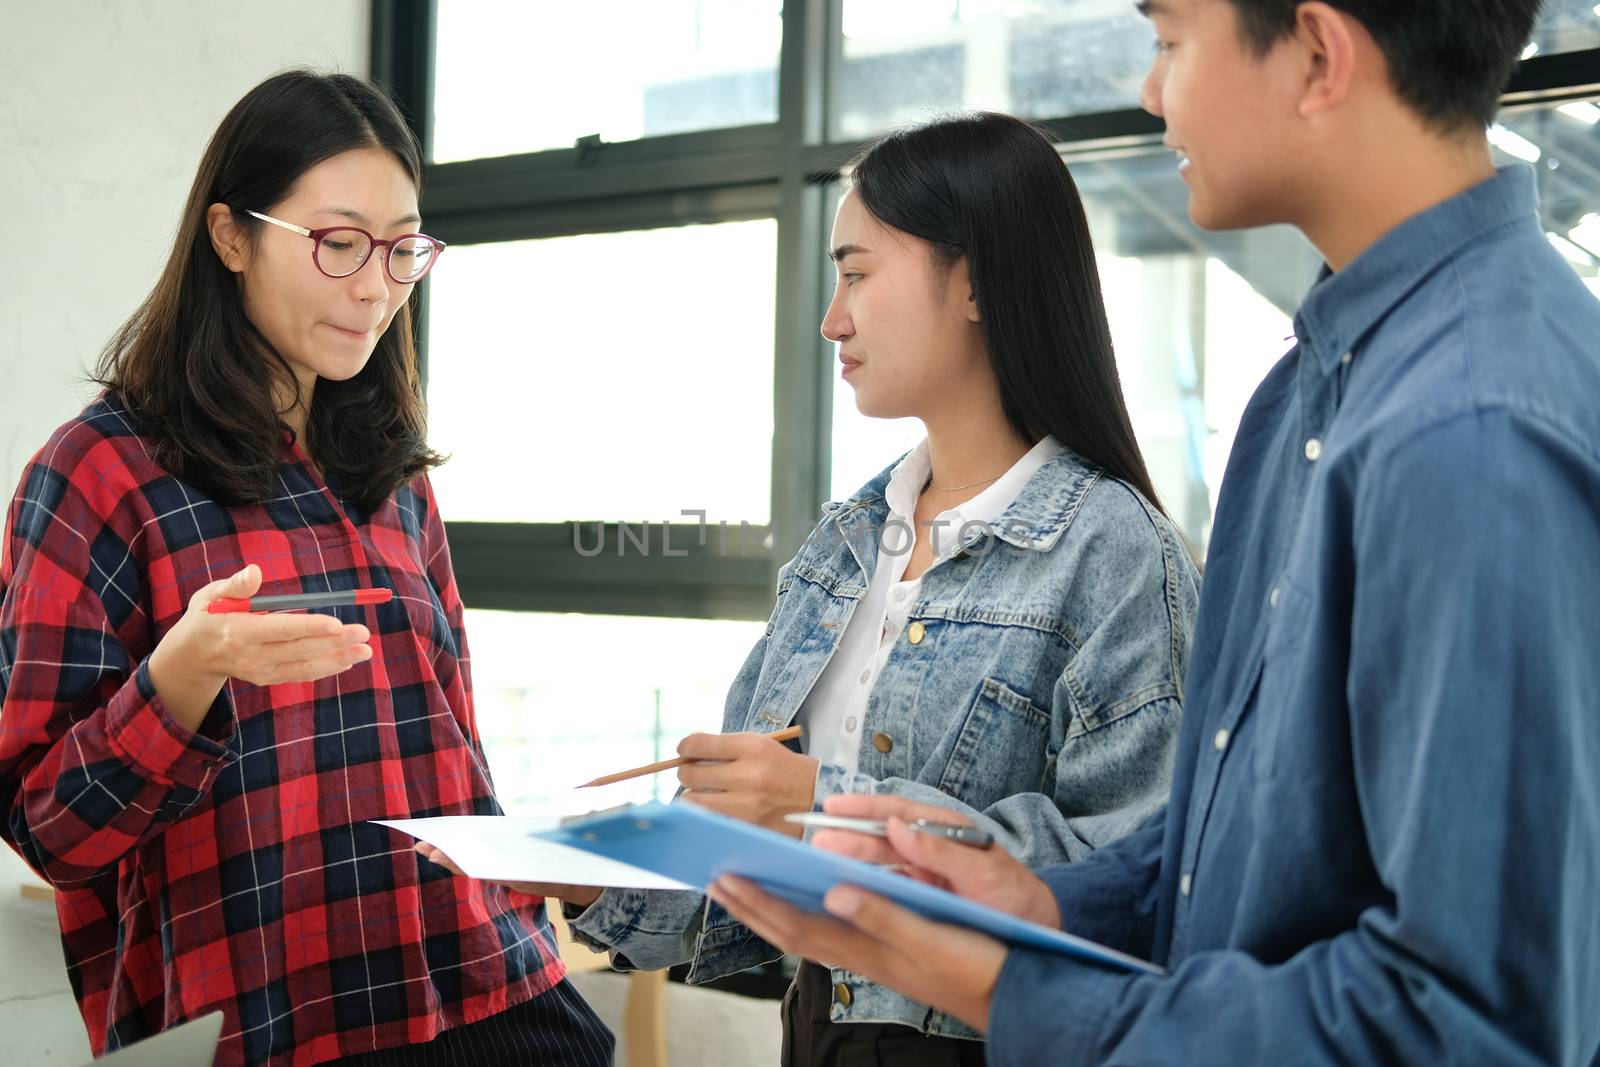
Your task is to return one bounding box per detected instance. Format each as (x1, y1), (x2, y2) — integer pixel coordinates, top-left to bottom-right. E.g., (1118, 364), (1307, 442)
(334, 979), (615, 1066)
(781, 961), (987, 1067)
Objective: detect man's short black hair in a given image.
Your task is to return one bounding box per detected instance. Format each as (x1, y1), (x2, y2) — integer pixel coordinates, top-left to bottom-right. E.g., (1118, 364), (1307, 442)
(1224, 1), (1543, 130)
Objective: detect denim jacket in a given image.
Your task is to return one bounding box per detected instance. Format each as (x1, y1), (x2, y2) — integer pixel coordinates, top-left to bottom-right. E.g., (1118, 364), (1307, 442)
(571, 447), (1201, 1038)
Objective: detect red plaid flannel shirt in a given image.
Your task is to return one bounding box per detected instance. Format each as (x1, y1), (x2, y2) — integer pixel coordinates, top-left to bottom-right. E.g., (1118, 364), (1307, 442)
(0, 394), (564, 1065)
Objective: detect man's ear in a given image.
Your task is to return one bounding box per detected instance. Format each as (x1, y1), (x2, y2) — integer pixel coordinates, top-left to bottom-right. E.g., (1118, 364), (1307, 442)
(1294, 2), (1359, 121)
(206, 203), (248, 274)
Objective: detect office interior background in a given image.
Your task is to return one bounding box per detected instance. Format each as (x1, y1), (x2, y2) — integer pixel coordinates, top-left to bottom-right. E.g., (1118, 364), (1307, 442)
(3, 1), (1599, 1064)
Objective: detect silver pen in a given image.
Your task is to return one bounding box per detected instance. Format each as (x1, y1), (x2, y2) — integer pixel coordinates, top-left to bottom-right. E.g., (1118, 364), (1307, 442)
(784, 812), (995, 848)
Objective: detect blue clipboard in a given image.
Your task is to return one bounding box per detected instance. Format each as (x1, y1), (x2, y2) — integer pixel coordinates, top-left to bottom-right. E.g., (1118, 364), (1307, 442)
(535, 801), (1163, 976)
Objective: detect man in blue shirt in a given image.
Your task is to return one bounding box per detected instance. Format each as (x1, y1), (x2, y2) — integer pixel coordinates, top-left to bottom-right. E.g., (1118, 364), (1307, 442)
(709, 1), (1600, 1063)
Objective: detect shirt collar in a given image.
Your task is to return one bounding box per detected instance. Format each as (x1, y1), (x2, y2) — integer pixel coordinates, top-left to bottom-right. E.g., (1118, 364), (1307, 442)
(1293, 165), (1539, 376)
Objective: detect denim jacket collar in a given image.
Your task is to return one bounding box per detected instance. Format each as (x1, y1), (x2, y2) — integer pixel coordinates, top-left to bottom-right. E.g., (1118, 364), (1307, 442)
(1293, 165), (1537, 378)
(820, 447), (1106, 582)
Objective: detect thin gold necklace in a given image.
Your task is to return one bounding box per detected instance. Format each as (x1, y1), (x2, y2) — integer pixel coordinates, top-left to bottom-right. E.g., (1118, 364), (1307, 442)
(927, 473), (1002, 493)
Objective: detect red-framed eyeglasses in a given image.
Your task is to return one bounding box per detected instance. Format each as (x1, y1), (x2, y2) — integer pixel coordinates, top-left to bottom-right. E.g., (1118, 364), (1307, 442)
(244, 209), (446, 284)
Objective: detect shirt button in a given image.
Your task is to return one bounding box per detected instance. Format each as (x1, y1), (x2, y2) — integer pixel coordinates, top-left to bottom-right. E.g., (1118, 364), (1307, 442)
(1270, 586), (1281, 608)
(845, 716), (857, 732)
(1180, 873), (1193, 896)
(891, 587), (909, 602)
(1341, 351), (1354, 365)
(859, 669), (871, 685)
(907, 621), (926, 645)
(1304, 438), (1323, 462)
(833, 982), (853, 1007)
(1214, 728), (1230, 752)
(872, 732), (894, 754)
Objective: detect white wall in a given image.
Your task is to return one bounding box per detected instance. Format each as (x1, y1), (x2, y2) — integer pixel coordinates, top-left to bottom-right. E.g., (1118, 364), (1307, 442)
(0, 0), (370, 495)
(0, 4), (368, 1062)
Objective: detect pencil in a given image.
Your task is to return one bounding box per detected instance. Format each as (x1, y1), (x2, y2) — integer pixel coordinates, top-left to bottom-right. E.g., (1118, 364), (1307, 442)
(577, 725), (804, 788)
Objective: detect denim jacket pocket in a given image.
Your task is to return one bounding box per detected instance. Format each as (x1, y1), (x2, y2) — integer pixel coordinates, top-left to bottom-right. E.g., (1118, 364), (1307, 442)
(1252, 579), (1313, 780)
(936, 677), (1053, 810)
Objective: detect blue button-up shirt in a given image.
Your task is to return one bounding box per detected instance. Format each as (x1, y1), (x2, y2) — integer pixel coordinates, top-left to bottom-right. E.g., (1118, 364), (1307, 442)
(988, 167), (1600, 1065)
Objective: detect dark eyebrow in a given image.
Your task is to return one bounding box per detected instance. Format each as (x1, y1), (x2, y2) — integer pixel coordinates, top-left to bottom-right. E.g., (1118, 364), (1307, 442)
(315, 207), (423, 229)
(1135, 0), (1167, 16)
(829, 243), (873, 263)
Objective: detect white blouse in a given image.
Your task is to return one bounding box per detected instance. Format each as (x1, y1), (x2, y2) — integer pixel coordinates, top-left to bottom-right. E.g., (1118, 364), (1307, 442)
(798, 436), (1065, 774)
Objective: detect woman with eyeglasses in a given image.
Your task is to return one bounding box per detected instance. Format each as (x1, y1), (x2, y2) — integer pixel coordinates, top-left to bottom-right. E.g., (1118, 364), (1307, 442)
(421, 112), (1203, 1066)
(0, 71), (612, 1066)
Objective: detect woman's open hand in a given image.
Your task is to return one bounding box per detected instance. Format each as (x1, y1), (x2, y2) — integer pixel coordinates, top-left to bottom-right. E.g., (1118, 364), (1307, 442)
(147, 564), (374, 730)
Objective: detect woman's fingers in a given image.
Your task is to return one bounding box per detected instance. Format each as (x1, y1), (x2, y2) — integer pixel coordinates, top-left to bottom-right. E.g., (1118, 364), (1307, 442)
(193, 564), (262, 606)
(255, 624), (370, 658)
(212, 617), (372, 685)
(227, 627), (372, 685)
(240, 615), (365, 647)
(250, 646), (372, 686)
(413, 843), (467, 877)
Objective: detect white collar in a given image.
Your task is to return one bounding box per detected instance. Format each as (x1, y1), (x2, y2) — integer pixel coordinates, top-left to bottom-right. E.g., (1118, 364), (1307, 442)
(884, 436), (1065, 558)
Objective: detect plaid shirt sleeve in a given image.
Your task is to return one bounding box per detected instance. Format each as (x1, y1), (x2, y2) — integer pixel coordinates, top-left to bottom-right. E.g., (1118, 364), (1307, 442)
(0, 583), (235, 887)
(0, 406), (239, 887)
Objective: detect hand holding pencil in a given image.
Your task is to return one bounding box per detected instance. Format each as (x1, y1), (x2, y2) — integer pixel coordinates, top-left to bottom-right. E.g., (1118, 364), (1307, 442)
(670, 727), (820, 839)
(578, 725), (804, 787)
(148, 564), (376, 732)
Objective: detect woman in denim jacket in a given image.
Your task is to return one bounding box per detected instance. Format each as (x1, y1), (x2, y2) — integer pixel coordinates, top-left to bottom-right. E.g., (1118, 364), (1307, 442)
(428, 113), (1200, 1066)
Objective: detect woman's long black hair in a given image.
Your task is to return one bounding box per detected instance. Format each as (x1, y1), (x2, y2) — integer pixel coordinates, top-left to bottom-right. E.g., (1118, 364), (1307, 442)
(96, 69), (442, 513)
(851, 112), (1166, 516)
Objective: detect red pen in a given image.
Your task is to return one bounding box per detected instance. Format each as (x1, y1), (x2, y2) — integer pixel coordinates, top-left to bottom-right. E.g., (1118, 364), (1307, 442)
(206, 588), (393, 614)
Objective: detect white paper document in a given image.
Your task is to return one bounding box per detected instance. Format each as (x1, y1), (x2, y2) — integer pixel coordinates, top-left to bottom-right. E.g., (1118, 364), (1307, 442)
(375, 816), (694, 891)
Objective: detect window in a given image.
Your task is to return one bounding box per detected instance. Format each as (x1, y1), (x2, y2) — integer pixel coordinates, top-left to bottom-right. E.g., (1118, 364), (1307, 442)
(832, 0), (1150, 140)
(432, 0), (782, 163)
(427, 219), (779, 524)
(830, 0), (1600, 140)
(1492, 105), (1600, 301)
(1529, 0), (1600, 55)
(467, 610), (765, 816)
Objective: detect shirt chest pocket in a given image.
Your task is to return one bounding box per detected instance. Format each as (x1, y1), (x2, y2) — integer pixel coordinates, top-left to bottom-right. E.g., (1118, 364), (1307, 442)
(1250, 579), (1314, 780)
